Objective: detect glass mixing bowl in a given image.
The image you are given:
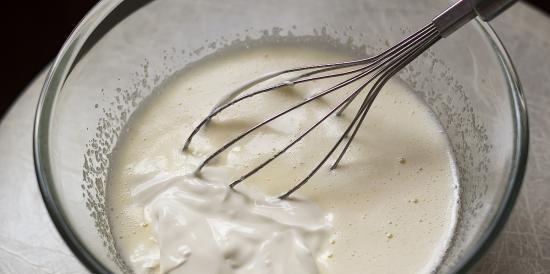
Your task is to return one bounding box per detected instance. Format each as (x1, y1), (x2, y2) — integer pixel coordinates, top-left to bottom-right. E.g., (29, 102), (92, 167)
(33, 0), (528, 273)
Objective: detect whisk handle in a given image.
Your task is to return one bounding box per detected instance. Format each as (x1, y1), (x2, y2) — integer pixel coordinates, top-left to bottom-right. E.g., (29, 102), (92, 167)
(433, 0), (516, 37)
(470, 0), (516, 21)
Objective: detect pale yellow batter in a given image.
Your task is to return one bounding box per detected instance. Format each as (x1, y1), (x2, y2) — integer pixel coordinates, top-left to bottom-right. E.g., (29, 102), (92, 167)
(108, 42), (459, 274)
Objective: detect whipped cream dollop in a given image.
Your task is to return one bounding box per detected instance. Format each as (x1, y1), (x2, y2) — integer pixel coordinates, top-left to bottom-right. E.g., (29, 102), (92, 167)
(128, 170), (331, 274)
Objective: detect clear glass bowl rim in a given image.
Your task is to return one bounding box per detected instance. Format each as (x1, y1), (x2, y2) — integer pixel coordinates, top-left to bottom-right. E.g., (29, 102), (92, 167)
(32, 0), (529, 273)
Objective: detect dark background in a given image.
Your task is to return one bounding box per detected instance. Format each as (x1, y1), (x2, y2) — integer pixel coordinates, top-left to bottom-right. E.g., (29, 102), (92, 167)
(1, 1), (548, 118)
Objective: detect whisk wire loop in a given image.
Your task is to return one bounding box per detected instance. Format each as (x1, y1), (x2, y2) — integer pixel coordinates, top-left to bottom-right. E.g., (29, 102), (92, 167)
(183, 0), (518, 198)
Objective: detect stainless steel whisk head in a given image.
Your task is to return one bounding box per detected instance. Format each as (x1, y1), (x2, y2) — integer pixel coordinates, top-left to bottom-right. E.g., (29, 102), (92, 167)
(183, 0), (515, 199)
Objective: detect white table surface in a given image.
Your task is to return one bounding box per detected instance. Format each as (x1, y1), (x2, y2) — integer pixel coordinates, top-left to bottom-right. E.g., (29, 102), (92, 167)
(1, 2), (549, 273)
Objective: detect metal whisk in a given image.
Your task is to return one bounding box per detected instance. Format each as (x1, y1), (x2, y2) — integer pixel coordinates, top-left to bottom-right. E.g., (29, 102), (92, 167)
(183, 0), (515, 199)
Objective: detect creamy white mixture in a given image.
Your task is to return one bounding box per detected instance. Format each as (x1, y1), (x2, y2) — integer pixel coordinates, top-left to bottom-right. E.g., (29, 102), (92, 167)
(125, 170), (329, 274)
(108, 43), (459, 274)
